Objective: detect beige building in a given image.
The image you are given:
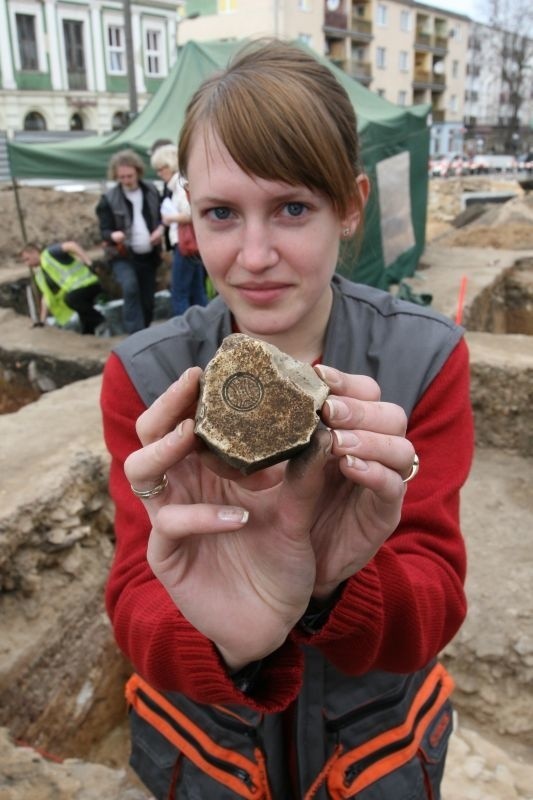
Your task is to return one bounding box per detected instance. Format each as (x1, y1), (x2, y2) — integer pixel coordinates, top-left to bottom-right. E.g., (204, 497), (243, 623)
(179, 0), (325, 52)
(324, 1), (469, 155)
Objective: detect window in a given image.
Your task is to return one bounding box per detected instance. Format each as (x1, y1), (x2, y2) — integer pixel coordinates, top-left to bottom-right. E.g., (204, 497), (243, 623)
(400, 10), (411, 32)
(452, 59), (459, 79)
(218, 0), (236, 12)
(107, 25), (125, 74)
(399, 51), (409, 72)
(377, 88), (386, 97)
(24, 111), (46, 130)
(449, 25), (461, 41)
(298, 0), (311, 9)
(376, 47), (386, 69)
(398, 90), (407, 106)
(449, 94), (458, 112)
(145, 29), (162, 76)
(376, 4), (387, 26)
(112, 110), (128, 130)
(16, 14), (38, 71)
(63, 20), (86, 90)
(297, 33), (312, 46)
(70, 112), (84, 130)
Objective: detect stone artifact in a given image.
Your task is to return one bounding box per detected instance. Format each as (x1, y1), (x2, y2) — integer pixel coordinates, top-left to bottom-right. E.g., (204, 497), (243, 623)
(195, 334), (330, 474)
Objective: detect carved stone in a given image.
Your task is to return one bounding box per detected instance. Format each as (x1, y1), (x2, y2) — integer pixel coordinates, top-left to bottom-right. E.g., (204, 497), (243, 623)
(195, 334), (330, 474)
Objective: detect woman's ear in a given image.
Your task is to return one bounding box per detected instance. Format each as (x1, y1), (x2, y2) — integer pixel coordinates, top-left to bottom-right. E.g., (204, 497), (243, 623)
(341, 174), (370, 235)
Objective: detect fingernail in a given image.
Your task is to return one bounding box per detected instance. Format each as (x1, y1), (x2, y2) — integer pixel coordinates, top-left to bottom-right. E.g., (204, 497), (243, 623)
(345, 454), (368, 471)
(325, 398), (350, 421)
(315, 364), (341, 387)
(217, 507), (249, 524)
(334, 430), (360, 449)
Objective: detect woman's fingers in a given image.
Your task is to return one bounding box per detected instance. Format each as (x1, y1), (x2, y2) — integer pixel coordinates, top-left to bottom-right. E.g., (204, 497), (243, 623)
(315, 364), (381, 401)
(332, 429), (415, 478)
(322, 395), (407, 437)
(125, 418), (197, 494)
(136, 366), (203, 446)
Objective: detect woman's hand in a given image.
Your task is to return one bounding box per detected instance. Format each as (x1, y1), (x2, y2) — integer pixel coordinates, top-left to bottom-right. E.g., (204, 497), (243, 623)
(111, 230), (125, 244)
(309, 364), (415, 599)
(124, 368), (332, 671)
(124, 364), (416, 668)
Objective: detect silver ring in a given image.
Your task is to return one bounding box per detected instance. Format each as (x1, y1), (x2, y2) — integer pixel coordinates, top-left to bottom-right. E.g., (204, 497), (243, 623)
(402, 454), (420, 484)
(130, 473), (169, 499)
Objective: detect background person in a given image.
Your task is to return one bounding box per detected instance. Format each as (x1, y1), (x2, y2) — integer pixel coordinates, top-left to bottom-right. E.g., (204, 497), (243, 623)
(21, 241), (103, 334)
(150, 143), (208, 315)
(101, 40), (474, 799)
(96, 149), (164, 334)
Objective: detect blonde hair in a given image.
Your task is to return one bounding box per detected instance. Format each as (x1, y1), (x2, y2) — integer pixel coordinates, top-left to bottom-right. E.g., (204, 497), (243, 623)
(150, 143), (178, 173)
(178, 39), (363, 220)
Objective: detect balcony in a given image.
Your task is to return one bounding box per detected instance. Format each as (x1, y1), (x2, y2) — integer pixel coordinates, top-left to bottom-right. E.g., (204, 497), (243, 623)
(432, 109), (446, 122)
(349, 17), (373, 41)
(415, 32), (448, 55)
(413, 70), (446, 92)
(324, 10), (348, 31)
(349, 60), (372, 84)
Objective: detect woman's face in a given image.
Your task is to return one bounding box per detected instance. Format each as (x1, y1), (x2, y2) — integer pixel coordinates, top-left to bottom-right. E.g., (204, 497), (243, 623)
(187, 132), (361, 360)
(155, 164), (174, 184)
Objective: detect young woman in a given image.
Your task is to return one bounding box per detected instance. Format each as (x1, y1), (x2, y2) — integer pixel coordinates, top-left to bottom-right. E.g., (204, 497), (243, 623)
(101, 40), (473, 800)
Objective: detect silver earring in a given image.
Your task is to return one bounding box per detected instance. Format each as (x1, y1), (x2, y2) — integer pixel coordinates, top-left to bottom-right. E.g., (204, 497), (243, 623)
(343, 228), (351, 238)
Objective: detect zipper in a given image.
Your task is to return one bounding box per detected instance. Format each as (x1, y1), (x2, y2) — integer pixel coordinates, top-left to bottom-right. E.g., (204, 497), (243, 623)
(137, 687), (257, 792)
(326, 675), (413, 734)
(343, 680), (442, 790)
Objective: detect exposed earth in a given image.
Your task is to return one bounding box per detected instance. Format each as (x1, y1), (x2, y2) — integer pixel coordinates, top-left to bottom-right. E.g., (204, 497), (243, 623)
(0, 175), (532, 799)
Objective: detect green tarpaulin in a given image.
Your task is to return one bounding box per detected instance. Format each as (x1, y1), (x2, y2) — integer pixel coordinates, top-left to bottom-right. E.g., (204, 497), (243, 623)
(8, 40), (431, 289)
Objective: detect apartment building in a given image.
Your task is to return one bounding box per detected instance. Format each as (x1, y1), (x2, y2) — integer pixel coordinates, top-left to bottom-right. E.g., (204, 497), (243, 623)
(324, 1), (469, 156)
(0, 0), (178, 136)
(464, 21), (533, 154)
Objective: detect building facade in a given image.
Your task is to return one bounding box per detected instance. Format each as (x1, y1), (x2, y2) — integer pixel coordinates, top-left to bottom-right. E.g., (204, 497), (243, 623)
(2, 0), (529, 156)
(0, 0), (178, 136)
(464, 21), (533, 155)
(323, 0), (469, 156)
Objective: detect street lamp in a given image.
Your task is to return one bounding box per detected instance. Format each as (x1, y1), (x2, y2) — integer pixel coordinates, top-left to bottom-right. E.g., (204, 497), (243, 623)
(176, 12), (200, 52)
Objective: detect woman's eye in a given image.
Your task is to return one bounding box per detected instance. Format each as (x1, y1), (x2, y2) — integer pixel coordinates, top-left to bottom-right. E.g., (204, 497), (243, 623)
(208, 207), (232, 221)
(284, 202), (306, 217)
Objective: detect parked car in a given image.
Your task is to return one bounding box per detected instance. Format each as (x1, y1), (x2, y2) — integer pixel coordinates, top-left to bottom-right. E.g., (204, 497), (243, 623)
(429, 153), (469, 177)
(517, 152), (533, 173)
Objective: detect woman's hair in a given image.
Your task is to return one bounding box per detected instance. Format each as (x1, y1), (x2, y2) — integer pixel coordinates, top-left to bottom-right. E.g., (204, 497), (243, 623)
(178, 39), (363, 219)
(107, 148), (145, 180)
(150, 143), (178, 173)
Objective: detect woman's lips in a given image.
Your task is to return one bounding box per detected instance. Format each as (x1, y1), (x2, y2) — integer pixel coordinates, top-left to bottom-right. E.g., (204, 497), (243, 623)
(234, 283), (291, 305)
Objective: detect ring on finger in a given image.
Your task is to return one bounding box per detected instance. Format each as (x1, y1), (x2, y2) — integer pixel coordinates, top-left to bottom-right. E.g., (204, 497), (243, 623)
(402, 454), (420, 484)
(130, 473), (169, 499)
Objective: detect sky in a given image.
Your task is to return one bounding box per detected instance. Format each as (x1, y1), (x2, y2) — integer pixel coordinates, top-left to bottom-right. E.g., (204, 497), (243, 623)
(427, 0), (484, 20)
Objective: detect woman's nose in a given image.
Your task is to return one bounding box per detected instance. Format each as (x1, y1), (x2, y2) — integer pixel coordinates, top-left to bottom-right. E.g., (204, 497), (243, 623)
(237, 223), (279, 272)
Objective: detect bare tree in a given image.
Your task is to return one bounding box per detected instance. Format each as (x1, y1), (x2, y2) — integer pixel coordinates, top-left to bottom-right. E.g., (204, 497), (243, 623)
(483, 0), (533, 151)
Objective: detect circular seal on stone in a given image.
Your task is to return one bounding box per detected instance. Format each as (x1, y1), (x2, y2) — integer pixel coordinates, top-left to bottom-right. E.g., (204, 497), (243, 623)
(222, 372), (264, 412)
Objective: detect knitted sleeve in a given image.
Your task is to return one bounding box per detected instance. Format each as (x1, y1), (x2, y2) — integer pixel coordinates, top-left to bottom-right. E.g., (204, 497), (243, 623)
(292, 338), (474, 673)
(101, 352), (303, 712)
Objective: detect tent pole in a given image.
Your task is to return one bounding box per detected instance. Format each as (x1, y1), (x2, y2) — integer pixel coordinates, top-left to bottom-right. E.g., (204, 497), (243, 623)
(12, 176), (28, 244)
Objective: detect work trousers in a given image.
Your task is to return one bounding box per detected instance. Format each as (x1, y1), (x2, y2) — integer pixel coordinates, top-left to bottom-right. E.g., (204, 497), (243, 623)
(112, 254), (158, 334)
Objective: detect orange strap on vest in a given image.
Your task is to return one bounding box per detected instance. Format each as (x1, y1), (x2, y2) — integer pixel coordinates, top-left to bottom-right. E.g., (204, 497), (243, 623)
(126, 673), (272, 800)
(325, 662), (454, 799)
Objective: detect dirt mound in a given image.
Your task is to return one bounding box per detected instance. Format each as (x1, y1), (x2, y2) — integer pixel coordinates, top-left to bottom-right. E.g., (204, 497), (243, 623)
(0, 185), (101, 260)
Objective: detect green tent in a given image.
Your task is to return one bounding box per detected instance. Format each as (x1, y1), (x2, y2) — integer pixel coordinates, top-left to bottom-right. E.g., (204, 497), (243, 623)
(8, 40), (430, 289)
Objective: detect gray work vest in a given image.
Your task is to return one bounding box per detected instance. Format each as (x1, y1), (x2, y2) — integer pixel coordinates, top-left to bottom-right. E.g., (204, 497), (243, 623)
(114, 275), (463, 799)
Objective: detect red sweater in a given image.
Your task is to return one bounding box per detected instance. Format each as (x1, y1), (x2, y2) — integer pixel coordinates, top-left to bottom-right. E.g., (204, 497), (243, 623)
(101, 339), (473, 713)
